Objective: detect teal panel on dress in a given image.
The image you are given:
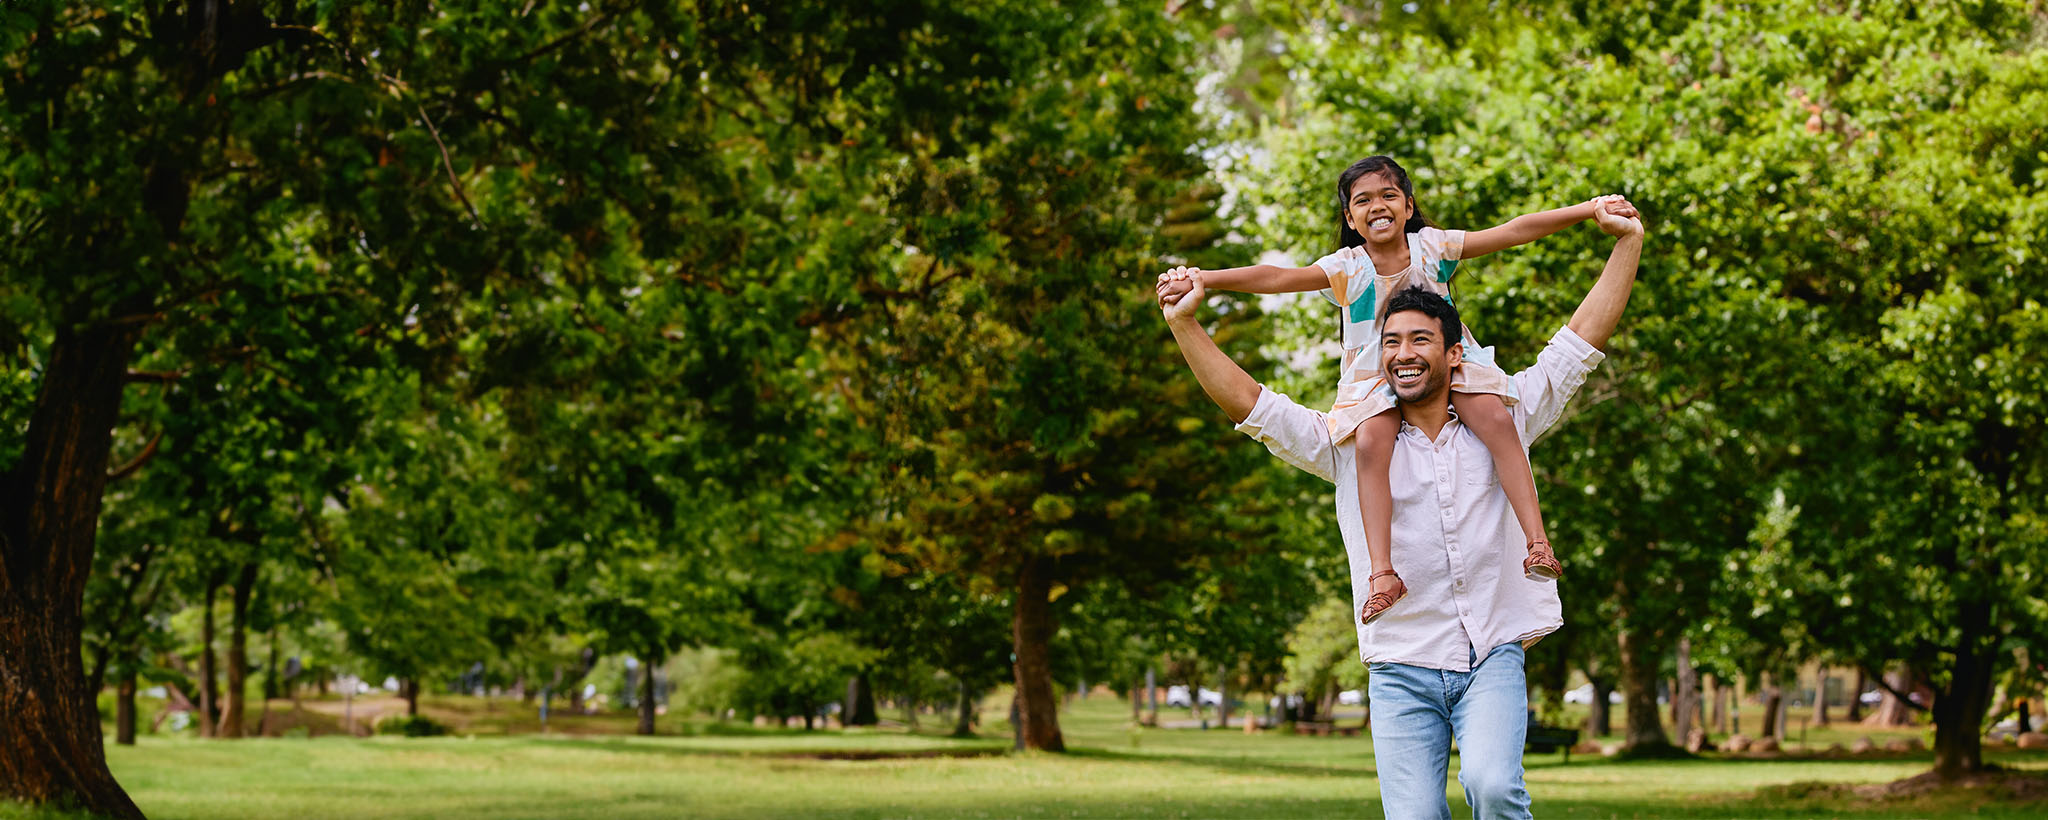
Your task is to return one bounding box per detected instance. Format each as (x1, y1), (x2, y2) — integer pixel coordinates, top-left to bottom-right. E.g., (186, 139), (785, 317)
(1350, 281), (1377, 323)
(1438, 259), (1460, 283)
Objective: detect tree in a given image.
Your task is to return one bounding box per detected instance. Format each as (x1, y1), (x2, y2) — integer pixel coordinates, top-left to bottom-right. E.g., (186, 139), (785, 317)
(1238, 0), (2048, 775)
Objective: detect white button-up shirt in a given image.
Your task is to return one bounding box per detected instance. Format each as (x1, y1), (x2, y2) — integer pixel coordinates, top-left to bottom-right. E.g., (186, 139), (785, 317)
(1233, 326), (1606, 672)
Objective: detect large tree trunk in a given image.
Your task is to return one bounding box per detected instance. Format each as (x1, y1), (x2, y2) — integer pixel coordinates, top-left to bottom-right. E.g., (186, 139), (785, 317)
(265, 628), (281, 701)
(1869, 665), (1917, 727)
(219, 561), (258, 738)
(403, 678), (420, 717)
(0, 322), (148, 818)
(1845, 667), (1866, 722)
(199, 570), (221, 737)
(636, 654), (657, 736)
(1616, 625), (1673, 751)
(1588, 676), (1613, 737)
(1932, 603), (1997, 777)
(1011, 557), (1065, 751)
(845, 673), (878, 727)
(1216, 667), (1230, 729)
(953, 681), (977, 738)
(1812, 663), (1830, 726)
(1146, 666), (1159, 726)
(1673, 638), (1697, 744)
(1708, 674), (1728, 734)
(115, 671), (138, 746)
(1759, 672), (1783, 739)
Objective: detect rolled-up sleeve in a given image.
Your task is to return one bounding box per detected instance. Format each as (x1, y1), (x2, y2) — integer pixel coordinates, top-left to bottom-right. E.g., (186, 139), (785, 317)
(1511, 326), (1607, 446)
(1234, 386), (1339, 484)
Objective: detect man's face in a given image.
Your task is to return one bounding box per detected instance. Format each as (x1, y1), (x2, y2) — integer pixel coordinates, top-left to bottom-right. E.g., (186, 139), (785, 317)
(1380, 309), (1462, 405)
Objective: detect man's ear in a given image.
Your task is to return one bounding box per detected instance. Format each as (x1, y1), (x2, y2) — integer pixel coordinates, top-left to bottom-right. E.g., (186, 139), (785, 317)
(1447, 341), (1464, 369)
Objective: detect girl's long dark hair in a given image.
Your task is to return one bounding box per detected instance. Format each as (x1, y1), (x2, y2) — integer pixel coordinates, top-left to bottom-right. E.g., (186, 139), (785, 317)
(1334, 156), (1432, 250)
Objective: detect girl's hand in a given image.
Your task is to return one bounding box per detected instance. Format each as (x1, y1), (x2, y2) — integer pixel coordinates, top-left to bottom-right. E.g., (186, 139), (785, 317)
(1158, 266), (1206, 321)
(1156, 267), (1200, 304)
(1593, 197), (1644, 238)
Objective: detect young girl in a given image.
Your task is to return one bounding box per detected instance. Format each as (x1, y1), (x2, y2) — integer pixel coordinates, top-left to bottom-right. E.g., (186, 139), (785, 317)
(1160, 155), (1626, 626)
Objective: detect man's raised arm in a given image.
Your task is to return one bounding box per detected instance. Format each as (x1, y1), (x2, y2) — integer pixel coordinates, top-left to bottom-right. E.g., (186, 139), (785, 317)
(1567, 202), (1646, 351)
(1158, 268), (1261, 423)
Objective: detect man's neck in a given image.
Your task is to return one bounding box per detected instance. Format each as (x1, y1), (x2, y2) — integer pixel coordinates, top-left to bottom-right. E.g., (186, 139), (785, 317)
(1397, 395), (1454, 440)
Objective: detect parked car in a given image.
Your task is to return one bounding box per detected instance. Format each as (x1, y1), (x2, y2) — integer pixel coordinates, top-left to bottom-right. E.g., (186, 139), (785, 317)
(1164, 685), (1223, 708)
(1563, 683), (1622, 705)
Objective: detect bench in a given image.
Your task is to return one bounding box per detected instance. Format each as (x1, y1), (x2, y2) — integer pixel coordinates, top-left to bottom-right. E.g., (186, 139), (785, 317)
(1526, 725), (1580, 762)
(1292, 720), (1362, 737)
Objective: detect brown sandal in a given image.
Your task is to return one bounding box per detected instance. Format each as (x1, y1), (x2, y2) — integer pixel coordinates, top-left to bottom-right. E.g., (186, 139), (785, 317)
(1524, 540), (1563, 581)
(1360, 569), (1406, 625)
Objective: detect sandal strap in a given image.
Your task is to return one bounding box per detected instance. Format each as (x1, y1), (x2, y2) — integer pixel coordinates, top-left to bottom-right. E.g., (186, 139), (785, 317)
(1369, 569), (1400, 581)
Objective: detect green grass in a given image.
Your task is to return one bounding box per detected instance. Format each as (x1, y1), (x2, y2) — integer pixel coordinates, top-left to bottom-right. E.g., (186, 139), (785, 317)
(4, 695), (2045, 819)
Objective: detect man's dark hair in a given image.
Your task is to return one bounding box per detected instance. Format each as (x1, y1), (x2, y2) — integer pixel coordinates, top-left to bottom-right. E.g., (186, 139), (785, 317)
(1380, 287), (1462, 348)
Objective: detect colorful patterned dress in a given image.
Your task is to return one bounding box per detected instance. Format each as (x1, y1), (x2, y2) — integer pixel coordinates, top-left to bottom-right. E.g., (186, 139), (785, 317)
(1312, 227), (1518, 444)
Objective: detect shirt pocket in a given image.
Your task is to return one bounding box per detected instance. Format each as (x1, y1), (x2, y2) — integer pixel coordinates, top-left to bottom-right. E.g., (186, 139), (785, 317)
(1462, 445), (1500, 488)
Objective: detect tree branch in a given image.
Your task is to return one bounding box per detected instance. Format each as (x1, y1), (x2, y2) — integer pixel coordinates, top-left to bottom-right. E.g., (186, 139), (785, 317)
(126, 369), (183, 384)
(416, 102), (484, 228)
(106, 430), (165, 482)
(506, 7), (612, 66)
(1861, 665), (1932, 713)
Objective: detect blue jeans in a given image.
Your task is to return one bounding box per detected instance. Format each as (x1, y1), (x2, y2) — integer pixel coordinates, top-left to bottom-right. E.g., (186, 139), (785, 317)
(1368, 643), (1531, 820)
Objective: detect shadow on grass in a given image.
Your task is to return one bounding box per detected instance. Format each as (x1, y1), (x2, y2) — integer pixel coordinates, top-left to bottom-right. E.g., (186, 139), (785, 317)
(1063, 746), (1375, 780)
(534, 736), (1009, 761)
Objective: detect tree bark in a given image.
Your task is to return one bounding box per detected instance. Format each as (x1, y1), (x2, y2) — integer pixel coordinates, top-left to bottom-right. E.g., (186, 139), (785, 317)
(1216, 667), (1230, 729)
(1708, 674), (1728, 734)
(219, 561), (258, 738)
(1931, 603), (1997, 777)
(116, 672), (138, 746)
(636, 654), (657, 736)
(403, 678), (420, 717)
(1146, 666), (1159, 726)
(1845, 667), (1865, 722)
(1870, 665), (1917, 727)
(1812, 663), (1830, 726)
(1759, 671), (1782, 739)
(845, 673), (878, 727)
(1616, 625), (1673, 751)
(953, 681), (977, 738)
(199, 569), (221, 737)
(1673, 638), (1696, 743)
(0, 322), (148, 818)
(264, 628), (281, 701)
(1588, 676), (1613, 737)
(1010, 557), (1065, 751)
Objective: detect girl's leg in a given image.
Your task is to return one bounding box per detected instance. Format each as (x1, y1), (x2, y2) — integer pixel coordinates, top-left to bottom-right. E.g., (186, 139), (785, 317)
(1450, 391), (1561, 580)
(1356, 409), (1406, 623)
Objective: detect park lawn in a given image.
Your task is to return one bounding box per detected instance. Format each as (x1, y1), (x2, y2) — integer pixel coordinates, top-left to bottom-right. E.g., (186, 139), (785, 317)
(7, 696), (2044, 819)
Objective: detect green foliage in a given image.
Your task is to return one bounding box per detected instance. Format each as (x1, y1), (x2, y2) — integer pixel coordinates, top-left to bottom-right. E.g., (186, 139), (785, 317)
(373, 714), (451, 738)
(1279, 598), (1368, 710)
(1234, 0), (2048, 762)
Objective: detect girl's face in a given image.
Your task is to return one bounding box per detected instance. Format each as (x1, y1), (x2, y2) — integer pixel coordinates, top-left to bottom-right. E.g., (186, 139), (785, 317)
(1344, 172), (1413, 246)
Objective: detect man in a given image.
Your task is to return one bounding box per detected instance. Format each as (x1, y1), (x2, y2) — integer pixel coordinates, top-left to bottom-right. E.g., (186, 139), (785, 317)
(1156, 201), (1643, 819)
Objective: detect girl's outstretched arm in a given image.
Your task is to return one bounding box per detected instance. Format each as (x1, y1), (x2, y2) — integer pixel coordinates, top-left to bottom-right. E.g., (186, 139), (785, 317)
(1462, 195), (1627, 258)
(1160, 264), (1328, 295)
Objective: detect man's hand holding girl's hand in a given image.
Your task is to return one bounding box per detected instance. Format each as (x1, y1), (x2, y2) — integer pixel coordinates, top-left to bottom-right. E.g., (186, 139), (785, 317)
(1593, 196), (1644, 239)
(1156, 266), (1205, 322)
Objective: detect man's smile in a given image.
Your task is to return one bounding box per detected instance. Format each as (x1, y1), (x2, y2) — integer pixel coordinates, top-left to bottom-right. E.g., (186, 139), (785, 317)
(1390, 362), (1425, 388)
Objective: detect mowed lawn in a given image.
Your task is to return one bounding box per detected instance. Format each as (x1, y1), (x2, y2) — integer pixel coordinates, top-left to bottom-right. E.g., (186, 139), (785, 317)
(9, 695), (2048, 819)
